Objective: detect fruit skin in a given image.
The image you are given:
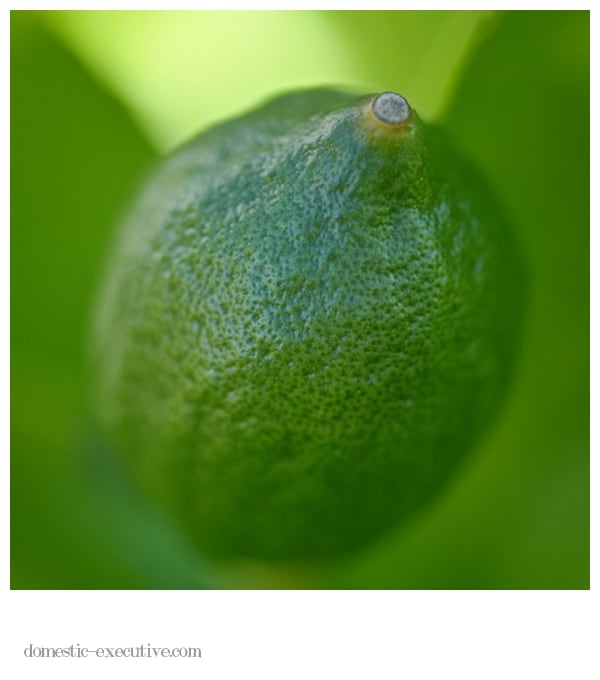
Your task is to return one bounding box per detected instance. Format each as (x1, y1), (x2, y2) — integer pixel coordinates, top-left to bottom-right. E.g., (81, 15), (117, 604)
(93, 89), (523, 561)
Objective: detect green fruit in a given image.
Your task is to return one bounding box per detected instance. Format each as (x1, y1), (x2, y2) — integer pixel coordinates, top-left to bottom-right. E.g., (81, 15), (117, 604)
(93, 89), (523, 561)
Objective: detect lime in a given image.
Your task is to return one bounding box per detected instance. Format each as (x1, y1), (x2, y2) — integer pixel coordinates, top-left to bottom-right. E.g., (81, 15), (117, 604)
(93, 89), (524, 560)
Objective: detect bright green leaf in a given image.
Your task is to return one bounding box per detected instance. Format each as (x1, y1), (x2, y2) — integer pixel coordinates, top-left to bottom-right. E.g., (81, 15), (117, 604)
(44, 10), (490, 151)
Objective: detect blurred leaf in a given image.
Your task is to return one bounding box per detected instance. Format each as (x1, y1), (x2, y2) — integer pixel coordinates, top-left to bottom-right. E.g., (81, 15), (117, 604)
(44, 10), (489, 151)
(320, 10), (589, 589)
(441, 9), (589, 588)
(323, 10), (493, 120)
(11, 11), (156, 364)
(11, 351), (209, 589)
(11, 11), (209, 588)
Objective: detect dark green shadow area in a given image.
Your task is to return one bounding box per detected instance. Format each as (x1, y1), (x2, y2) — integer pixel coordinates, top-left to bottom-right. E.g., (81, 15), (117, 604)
(318, 10), (589, 589)
(11, 11), (209, 588)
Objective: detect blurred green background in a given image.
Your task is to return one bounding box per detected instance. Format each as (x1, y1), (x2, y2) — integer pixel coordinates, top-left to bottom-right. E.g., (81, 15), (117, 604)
(11, 10), (589, 589)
